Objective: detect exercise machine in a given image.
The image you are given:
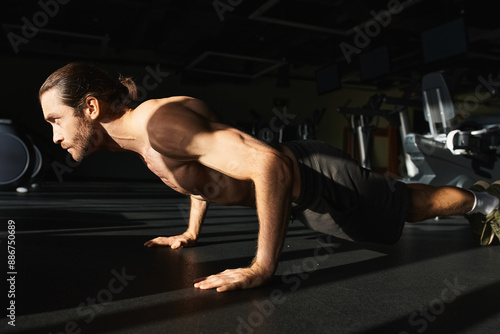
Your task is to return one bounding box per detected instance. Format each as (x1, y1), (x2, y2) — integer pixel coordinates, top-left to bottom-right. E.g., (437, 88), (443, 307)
(247, 107), (326, 143)
(339, 72), (500, 188)
(338, 93), (416, 172)
(403, 72), (500, 188)
(0, 119), (45, 192)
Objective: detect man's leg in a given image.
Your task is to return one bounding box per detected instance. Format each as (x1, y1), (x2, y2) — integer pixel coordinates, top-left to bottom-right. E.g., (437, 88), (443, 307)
(406, 183), (475, 222)
(406, 182), (500, 245)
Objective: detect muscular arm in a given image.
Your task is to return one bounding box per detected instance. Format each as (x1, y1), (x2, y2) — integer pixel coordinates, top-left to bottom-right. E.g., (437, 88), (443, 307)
(192, 132), (293, 291)
(147, 102), (294, 291)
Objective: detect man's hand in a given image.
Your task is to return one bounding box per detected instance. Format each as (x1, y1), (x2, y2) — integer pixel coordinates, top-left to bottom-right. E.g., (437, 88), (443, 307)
(144, 231), (197, 249)
(194, 263), (273, 292)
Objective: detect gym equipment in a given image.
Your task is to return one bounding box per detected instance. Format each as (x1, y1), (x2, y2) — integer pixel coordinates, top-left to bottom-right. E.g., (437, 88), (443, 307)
(340, 72), (500, 188)
(247, 107), (325, 143)
(339, 94), (412, 170)
(297, 108), (326, 140)
(0, 119), (44, 191)
(404, 72), (500, 188)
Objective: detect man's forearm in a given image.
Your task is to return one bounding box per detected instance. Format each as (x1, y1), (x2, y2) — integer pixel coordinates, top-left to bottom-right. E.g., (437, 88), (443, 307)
(186, 196), (209, 239)
(252, 155), (293, 274)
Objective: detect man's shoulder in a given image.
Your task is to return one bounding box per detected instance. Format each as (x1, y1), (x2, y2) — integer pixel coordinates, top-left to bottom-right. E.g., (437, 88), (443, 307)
(135, 96), (217, 122)
(138, 97), (214, 158)
(134, 96), (195, 113)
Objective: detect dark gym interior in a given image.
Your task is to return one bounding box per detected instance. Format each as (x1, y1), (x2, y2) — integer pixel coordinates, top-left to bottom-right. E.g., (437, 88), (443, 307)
(2, 1), (500, 333)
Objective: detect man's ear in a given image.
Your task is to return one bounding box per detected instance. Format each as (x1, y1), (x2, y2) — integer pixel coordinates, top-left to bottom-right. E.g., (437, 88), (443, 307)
(83, 96), (100, 120)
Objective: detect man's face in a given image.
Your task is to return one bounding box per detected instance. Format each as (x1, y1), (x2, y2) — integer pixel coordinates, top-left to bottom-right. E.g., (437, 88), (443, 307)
(40, 89), (97, 162)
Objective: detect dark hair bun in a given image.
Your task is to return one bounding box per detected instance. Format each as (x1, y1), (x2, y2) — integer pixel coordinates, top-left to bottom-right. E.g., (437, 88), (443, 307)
(119, 76), (138, 103)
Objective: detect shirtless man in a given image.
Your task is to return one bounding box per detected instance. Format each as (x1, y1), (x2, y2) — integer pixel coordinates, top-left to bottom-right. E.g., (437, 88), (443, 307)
(39, 62), (500, 292)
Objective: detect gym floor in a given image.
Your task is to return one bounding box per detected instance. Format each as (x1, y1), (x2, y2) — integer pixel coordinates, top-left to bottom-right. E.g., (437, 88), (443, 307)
(1, 181), (500, 334)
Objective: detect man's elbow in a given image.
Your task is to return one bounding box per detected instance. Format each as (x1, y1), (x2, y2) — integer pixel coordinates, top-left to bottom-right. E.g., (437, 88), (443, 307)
(268, 153), (294, 188)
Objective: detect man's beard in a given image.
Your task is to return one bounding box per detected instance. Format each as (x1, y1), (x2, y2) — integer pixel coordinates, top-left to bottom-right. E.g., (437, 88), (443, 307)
(70, 118), (97, 162)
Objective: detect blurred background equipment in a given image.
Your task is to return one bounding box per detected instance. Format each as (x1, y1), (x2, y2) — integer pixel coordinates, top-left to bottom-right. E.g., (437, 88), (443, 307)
(0, 119), (45, 192)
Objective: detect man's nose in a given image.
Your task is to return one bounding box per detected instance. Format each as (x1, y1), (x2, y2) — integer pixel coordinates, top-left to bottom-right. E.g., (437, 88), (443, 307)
(53, 131), (63, 145)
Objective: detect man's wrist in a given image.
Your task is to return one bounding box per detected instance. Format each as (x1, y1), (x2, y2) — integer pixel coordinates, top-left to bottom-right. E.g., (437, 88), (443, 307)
(184, 230), (198, 240)
(250, 258), (277, 277)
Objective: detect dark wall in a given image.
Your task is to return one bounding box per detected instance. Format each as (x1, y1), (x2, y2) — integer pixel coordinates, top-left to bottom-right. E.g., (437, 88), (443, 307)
(1, 55), (334, 184)
(1, 56), (170, 183)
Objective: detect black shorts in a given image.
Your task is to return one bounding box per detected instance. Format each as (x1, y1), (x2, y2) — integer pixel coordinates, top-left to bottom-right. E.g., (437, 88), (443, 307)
(283, 140), (412, 244)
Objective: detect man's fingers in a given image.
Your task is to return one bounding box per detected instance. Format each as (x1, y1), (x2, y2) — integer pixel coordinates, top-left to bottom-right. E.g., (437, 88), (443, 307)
(144, 237), (176, 247)
(144, 239), (155, 247)
(216, 281), (241, 292)
(193, 271), (243, 292)
(193, 276), (207, 284)
(144, 236), (193, 248)
(217, 284), (236, 293)
(193, 278), (210, 289)
(171, 240), (182, 249)
(194, 275), (219, 290)
(199, 280), (238, 293)
(144, 237), (160, 247)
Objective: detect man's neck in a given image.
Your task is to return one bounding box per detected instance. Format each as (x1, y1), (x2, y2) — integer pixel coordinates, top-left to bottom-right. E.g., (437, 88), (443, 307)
(99, 109), (144, 153)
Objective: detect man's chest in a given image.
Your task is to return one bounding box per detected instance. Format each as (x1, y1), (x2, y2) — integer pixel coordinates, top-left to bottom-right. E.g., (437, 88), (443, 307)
(141, 150), (205, 195)
(140, 149), (252, 205)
